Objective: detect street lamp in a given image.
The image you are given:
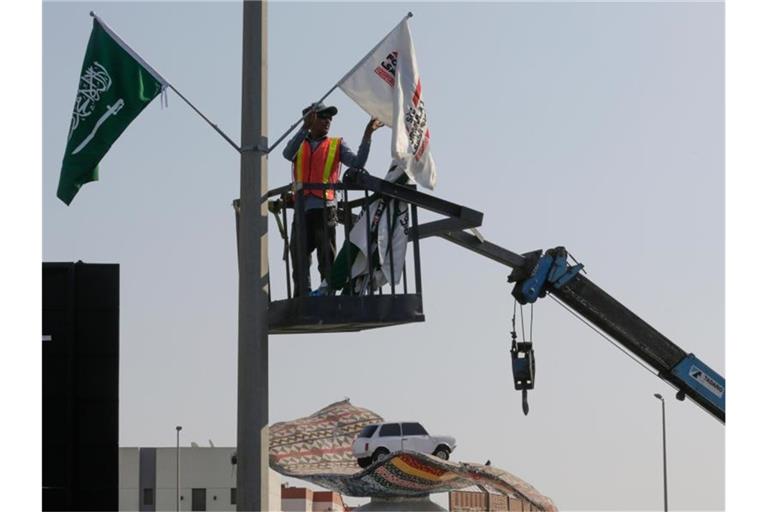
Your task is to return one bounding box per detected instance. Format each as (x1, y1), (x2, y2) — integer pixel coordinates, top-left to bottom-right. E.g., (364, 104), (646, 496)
(653, 394), (668, 512)
(176, 426), (182, 512)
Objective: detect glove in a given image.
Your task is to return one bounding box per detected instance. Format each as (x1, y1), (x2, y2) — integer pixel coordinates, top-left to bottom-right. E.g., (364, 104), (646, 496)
(267, 199), (283, 214)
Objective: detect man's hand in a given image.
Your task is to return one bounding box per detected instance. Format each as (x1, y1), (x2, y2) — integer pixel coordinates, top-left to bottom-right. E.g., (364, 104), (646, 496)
(364, 117), (385, 139)
(302, 110), (317, 130)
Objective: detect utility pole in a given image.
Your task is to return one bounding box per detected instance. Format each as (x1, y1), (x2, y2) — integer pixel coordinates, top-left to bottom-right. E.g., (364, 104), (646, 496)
(654, 393), (668, 512)
(237, 1), (269, 510)
(175, 426), (182, 512)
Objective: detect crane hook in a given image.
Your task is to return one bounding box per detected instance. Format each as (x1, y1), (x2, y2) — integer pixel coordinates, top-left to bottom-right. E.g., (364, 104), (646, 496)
(521, 389), (530, 415)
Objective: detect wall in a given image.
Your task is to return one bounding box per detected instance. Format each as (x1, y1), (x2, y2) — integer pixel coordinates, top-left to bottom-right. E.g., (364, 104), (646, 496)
(155, 447), (237, 511)
(119, 448), (139, 511)
(312, 491), (344, 512)
(449, 490), (544, 512)
(282, 486), (312, 512)
(121, 447), (282, 511)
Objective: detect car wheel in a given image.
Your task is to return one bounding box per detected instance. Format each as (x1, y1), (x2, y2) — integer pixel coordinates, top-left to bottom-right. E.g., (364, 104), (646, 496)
(357, 457), (372, 469)
(372, 448), (390, 464)
(433, 446), (450, 460)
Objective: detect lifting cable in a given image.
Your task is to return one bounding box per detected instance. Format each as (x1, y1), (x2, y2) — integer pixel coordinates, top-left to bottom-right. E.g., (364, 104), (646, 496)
(512, 301), (534, 343)
(548, 293), (659, 378)
(511, 302), (517, 339)
(529, 301), (534, 342)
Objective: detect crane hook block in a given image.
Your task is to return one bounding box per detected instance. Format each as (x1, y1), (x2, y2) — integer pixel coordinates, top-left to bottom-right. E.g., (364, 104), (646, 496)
(511, 341), (535, 391)
(511, 341), (534, 416)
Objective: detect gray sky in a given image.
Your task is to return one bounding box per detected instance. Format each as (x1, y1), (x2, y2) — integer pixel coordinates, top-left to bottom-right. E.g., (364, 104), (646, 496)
(39, 1), (725, 510)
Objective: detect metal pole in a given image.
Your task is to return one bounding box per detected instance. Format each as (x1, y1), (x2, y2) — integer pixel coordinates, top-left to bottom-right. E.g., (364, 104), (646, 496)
(237, 1), (269, 511)
(176, 426), (181, 512)
(654, 394), (668, 512)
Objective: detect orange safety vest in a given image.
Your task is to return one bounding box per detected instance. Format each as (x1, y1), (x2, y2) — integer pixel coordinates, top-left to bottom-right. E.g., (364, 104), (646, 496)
(292, 137), (342, 201)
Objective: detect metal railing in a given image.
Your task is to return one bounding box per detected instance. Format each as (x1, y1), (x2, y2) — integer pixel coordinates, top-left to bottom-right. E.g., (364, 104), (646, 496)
(266, 173), (423, 300)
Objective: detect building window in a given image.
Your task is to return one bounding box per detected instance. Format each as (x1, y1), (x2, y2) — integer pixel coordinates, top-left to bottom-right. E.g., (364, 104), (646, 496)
(231, 488), (236, 505)
(143, 488), (154, 506)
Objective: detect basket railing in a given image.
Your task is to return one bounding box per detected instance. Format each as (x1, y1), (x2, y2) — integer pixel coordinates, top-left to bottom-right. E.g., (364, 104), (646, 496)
(266, 175), (423, 300)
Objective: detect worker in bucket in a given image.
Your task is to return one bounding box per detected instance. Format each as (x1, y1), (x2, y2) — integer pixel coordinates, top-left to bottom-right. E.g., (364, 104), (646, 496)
(283, 102), (384, 296)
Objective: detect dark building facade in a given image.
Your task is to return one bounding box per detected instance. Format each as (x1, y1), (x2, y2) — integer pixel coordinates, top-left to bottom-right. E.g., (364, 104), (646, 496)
(43, 262), (119, 511)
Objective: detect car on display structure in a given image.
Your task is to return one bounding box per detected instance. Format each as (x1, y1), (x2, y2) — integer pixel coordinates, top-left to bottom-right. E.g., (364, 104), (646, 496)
(351, 422), (457, 468)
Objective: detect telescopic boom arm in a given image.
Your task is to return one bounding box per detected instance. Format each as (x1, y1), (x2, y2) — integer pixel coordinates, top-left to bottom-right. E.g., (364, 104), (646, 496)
(345, 172), (725, 423)
(442, 236), (726, 423)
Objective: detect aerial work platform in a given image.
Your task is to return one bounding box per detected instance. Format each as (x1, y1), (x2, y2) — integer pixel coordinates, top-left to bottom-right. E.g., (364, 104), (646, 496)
(241, 170), (483, 334)
(268, 294), (424, 334)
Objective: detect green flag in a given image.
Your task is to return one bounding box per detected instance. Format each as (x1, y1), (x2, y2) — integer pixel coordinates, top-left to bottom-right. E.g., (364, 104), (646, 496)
(57, 16), (167, 205)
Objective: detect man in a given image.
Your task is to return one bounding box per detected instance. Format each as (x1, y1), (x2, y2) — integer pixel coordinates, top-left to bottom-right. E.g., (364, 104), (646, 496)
(283, 102), (383, 296)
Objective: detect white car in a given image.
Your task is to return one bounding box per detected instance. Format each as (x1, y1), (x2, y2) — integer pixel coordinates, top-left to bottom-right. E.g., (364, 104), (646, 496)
(351, 422), (457, 468)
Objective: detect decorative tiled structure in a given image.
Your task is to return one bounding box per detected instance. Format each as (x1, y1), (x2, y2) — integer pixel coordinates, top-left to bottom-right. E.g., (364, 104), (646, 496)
(269, 400), (557, 511)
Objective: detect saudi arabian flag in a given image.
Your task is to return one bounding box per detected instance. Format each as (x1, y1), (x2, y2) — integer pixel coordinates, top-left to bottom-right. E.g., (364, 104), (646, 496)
(57, 16), (167, 205)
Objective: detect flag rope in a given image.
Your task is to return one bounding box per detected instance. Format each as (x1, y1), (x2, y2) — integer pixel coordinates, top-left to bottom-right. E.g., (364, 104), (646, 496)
(91, 12), (241, 153)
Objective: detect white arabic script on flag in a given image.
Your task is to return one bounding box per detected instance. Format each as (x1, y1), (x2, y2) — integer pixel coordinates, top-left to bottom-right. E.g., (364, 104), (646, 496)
(338, 17), (437, 190)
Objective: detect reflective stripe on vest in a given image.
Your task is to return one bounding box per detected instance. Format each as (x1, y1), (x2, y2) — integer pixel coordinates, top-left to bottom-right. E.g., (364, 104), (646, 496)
(293, 137), (342, 200)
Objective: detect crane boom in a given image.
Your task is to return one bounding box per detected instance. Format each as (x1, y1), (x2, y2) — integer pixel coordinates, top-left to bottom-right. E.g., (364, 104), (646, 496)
(344, 172), (725, 423)
(439, 233), (726, 423)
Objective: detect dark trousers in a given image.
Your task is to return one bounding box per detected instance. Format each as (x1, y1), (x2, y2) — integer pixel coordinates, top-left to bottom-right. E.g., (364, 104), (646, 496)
(290, 207), (337, 296)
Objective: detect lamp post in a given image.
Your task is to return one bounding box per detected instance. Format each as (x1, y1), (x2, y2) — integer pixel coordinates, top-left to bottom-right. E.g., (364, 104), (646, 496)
(653, 394), (668, 512)
(176, 425), (182, 512)
(236, 1), (269, 510)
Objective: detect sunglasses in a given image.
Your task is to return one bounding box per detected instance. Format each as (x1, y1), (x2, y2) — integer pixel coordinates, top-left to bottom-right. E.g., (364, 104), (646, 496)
(317, 112), (334, 120)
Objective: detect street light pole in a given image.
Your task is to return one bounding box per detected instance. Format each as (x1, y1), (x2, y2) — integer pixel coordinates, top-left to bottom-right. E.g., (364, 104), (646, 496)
(237, 1), (269, 511)
(176, 425), (182, 512)
(653, 394), (668, 512)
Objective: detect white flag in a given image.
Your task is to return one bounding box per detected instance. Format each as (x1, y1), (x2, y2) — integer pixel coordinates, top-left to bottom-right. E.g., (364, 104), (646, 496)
(338, 17), (437, 190)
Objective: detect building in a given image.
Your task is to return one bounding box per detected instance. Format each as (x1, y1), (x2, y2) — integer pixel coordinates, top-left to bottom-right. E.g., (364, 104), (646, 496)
(311, 491), (345, 512)
(43, 262), (120, 511)
(120, 446), (347, 511)
(280, 486), (313, 512)
(120, 447), (281, 511)
(449, 489), (545, 512)
(281, 486), (345, 512)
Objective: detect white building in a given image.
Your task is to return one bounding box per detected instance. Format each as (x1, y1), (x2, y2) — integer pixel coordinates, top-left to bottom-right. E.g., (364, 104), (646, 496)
(120, 447), (282, 511)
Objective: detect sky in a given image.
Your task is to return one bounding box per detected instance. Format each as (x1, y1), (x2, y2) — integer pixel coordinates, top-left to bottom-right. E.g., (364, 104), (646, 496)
(28, 0), (738, 510)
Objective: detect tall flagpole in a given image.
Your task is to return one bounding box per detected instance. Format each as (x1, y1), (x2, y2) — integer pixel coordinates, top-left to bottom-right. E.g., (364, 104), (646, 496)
(237, 1), (269, 511)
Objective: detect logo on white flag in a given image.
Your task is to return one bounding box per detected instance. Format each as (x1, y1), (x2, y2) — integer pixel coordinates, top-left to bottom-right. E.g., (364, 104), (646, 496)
(375, 51), (398, 87)
(405, 81), (430, 162)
